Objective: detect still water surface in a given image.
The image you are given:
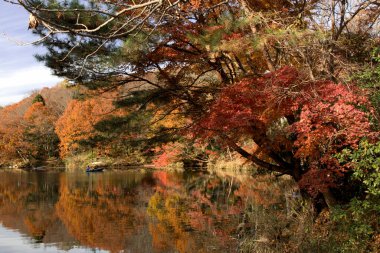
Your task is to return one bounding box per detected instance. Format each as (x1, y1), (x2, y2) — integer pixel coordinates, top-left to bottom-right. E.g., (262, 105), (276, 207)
(0, 169), (283, 253)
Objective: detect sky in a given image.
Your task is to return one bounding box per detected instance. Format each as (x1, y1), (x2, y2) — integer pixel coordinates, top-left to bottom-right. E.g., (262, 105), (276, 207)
(0, 225), (108, 253)
(0, 1), (62, 106)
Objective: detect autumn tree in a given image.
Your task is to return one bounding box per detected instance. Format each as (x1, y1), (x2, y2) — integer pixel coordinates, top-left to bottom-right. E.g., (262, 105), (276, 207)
(55, 93), (116, 157)
(0, 100), (60, 165)
(194, 67), (378, 203)
(15, 0), (380, 83)
(24, 100), (60, 159)
(0, 101), (37, 165)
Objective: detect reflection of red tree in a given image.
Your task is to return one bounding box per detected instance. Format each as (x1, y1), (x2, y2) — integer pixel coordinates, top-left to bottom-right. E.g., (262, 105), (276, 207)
(149, 171), (242, 251)
(148, 192), (202, 253)
(152, 171), (183, 192)
(149, 171), (300, 251)
(234, 175), (283, 208)
(186, 177), (242, 247)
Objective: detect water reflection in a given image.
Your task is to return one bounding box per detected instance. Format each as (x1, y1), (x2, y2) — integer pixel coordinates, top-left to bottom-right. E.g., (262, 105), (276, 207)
(56, 171), (152, 252)
(0, 169), (294, 252)
(147, 171), (240, 253)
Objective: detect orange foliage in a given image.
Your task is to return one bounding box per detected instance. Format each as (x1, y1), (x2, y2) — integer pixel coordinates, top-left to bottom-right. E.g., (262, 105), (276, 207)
(0, 86), (73, 164)
(0, 101), (36, 162)
(55, 92), (127, 157)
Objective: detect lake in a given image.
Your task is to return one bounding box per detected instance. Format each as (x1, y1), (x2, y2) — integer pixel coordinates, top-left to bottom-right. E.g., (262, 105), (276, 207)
(0, 169), (295, 253)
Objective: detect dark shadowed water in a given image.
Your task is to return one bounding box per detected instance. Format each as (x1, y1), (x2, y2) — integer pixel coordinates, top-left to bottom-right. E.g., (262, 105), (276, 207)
(0, 169), (292, 253)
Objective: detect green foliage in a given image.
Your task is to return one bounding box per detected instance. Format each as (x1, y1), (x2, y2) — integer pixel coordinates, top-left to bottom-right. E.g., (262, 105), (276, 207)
(330, 140), (380, 252)
(118, 33), (153, 64)
(353, 48), (380, 116)
(114, 90), (158, 109)
(337, 140), (380, 196)
(32, 94), (45, 105)
(188, 14), (250, 52)
(326, 199), (377, 253)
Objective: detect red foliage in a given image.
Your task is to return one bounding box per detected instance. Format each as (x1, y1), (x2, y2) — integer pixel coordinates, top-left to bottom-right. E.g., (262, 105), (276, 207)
(192, 66), (378, 194)
(291, 82), (375, 158)
(195, 67), (303, 137)
(152, 143), (183, 168)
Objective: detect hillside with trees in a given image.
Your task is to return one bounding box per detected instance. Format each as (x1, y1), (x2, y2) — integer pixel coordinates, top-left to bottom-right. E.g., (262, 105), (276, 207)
(0, 83), (73, 167)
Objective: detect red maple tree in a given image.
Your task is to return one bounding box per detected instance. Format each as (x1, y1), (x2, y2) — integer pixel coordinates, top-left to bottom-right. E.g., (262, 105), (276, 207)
(193, 66), (378, 197)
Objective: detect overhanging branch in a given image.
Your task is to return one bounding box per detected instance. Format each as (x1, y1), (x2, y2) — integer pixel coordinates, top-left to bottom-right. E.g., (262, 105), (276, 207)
(222, 134), (292, 175)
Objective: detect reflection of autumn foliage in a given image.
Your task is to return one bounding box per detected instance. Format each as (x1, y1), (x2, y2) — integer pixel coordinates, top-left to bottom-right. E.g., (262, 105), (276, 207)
(23, 210), (57, 241)
(152, 171), (183, 190)
(150, 170), (192, 251)
(0, 170), (303, 252)
(234, 175), (283, 208)
(148, 171), (242, 252)
(148, 171), (304, 252)
(55, 173), (146, 253)
(0, 170), (156, 251)
(148, 192), (200, 253)
(186, 176), (242, 243)
(0, 172), (61, 243)
(0, 172), (38, 207)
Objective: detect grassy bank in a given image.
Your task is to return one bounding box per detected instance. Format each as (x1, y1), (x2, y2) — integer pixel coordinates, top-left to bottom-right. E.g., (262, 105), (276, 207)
(63, 151), (152, 170)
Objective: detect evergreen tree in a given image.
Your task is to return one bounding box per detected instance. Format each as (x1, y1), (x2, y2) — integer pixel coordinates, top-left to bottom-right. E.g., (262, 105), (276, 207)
(32, 94), (45, 106)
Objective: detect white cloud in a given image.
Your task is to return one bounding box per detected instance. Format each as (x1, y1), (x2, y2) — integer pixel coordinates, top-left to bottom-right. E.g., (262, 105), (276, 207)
(0, 65), (62, 106)
(0, 94), (26, 107)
